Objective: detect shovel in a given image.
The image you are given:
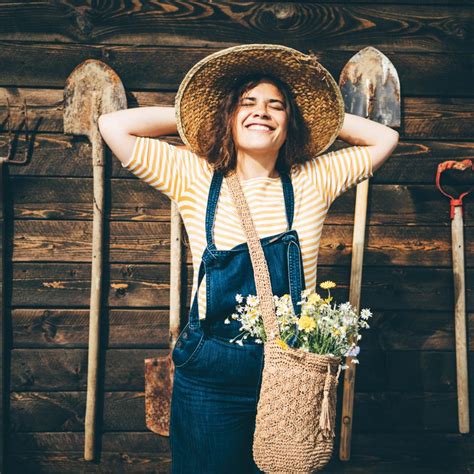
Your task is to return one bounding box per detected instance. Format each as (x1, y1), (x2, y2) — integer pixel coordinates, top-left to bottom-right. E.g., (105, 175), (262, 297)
(436, 159), (473, 434)
(63, 60), (127, 461)
(338, 46), (400, 461)
(144, 200), (183, 436)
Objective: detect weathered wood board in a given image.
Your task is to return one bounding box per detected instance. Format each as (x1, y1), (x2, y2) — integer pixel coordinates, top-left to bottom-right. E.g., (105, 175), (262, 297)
(1, 0), (473, 471)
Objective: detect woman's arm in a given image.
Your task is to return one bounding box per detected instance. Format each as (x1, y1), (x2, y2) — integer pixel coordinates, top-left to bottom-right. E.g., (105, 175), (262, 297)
(337, 112), (399, 173)
(98, 106), (177, 167)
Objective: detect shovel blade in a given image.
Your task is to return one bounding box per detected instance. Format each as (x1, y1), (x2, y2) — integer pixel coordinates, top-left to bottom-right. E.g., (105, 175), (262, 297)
(64, 59), (127, 138)
(144, 354), (175, 437)
(339, 46), (400, 127)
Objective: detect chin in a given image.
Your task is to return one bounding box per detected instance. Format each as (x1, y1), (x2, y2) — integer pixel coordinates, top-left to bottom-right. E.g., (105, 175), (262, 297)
(241, 145), (279, 154)
(238, 138), (279, 149)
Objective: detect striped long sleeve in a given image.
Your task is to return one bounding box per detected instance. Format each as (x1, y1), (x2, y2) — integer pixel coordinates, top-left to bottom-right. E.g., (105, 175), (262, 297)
(302, 146), (373, 208)
(122, 136), (211, 203)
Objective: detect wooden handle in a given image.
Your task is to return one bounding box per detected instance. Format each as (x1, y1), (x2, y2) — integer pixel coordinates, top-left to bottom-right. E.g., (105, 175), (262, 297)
(169, 201), (183, 349)
(452, 206), (470, 433)
(84, 129), (105, 461)
(340, 178), (369, 461)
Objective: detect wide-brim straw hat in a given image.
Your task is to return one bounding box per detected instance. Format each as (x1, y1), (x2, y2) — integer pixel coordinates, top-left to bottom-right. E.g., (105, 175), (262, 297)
(175, 43), (345, 158)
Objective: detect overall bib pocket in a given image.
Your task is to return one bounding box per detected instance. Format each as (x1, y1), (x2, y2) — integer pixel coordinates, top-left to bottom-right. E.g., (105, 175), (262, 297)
(171, 322), (206, 369)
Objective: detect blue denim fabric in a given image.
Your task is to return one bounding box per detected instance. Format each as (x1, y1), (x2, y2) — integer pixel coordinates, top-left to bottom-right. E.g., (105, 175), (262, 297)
(170, 170), (305, 473)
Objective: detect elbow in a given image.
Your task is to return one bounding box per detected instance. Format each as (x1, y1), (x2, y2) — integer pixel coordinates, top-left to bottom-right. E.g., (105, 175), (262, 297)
(98, 113), (110, 132)
(388, 126), (399, 142)
(382, 127), (399, 155)
(390, 129), (400, 152)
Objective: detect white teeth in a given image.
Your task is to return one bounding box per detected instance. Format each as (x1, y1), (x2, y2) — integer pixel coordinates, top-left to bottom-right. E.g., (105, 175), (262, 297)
(247, 124), (272, 131)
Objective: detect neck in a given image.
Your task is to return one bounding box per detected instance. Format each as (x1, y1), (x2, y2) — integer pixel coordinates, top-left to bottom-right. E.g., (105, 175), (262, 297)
(235, 149), (280, 180)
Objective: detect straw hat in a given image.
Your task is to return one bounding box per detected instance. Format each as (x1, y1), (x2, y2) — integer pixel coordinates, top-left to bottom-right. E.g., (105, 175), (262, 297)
(175, 43), (345, 158)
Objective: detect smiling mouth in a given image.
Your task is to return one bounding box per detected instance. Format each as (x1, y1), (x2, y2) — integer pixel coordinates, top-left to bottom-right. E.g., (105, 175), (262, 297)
(245, 124), (275, 132)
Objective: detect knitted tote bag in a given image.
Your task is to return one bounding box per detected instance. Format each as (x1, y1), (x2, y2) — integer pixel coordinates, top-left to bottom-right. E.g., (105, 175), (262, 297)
(226, 172), (342, 473)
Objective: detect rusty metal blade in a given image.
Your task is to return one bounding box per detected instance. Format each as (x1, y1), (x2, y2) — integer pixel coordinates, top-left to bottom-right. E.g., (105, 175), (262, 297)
(339, 46), (400, 127)
(64, 60), (127, 138)
(145, 354), (175, 436)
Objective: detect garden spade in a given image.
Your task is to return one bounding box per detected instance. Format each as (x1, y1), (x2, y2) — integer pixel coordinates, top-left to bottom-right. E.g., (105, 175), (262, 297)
(338, 46), (400, 461)
(436, 159), (473, 434)
(144, 200), (183, 436)
(63, 60), (127, 461)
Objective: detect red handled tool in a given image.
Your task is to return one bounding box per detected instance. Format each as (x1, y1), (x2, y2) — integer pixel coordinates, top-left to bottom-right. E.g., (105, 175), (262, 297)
(436, 159), (473, 434)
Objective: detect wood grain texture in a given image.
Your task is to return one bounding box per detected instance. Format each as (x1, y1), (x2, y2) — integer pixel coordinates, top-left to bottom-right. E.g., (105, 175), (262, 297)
(11, 309), (170, 348)
(0, 3), (471, 52)
(10, 220), (474, 266)
(1, 0), (472, 470)
(11, 262), (174, 308)
(0, 50), (473, 95)
(8, 348), (474, 393)
(1, 90), (473, 137)
(6, 432), (472, 474)
(4, 133), (472, 183)
(9, 178), (474, 224)
(0, 162), (4, 473)
(8, 389), (474, 433)
(8, 263), (474, 310)
(9, 308), (474, 352)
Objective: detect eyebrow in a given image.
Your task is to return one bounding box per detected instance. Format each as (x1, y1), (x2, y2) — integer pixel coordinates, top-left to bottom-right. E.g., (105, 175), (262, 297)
(240, 96), (286, 106)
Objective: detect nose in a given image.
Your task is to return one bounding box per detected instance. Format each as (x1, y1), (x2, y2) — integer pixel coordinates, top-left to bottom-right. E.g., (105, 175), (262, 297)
(251, 106), (271, 119)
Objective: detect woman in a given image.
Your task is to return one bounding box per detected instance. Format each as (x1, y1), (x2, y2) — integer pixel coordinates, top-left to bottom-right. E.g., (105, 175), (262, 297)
(99, 44), (399, 474)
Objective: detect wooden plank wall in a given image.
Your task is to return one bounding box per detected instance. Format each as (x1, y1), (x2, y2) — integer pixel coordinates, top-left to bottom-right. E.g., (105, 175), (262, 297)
(1, 1), (474, 472)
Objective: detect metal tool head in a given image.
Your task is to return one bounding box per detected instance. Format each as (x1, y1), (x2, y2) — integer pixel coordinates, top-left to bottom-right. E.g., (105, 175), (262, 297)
(64, 59), (127, 138)
(339, 46), (400, 127)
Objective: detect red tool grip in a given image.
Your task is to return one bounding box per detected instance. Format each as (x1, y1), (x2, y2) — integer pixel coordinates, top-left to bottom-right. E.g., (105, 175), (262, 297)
(436, 160), (474, 220)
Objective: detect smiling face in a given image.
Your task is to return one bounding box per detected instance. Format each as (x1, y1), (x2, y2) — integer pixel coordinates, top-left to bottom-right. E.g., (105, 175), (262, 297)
(231, 80), (289, 156)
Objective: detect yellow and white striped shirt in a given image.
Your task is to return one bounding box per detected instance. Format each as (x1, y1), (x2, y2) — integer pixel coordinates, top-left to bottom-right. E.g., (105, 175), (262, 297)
(123, 137), (373, 319)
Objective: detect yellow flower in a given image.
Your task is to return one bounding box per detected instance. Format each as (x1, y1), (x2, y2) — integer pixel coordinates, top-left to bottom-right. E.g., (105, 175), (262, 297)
(297, 315), (317, 333)
(320, 280), (336, 290)
(275, 338), (289, 350)
(308, 293), (321, 305)
(248, 308), (258, 321)
(280, 294), (291, 303)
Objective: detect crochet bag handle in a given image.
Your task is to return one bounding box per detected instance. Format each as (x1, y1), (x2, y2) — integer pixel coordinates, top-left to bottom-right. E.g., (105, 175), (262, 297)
(225, 172), (280, 341)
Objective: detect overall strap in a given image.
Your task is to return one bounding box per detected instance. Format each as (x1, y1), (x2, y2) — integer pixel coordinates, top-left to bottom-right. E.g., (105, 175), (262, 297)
(284, 233), (304, 318)
(205, 169), (295, 251)
(280, 171), (295, 231)
(187, 255), (207, 329)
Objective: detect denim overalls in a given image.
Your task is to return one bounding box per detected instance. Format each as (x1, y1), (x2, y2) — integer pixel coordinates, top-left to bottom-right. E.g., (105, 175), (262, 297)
(170, 168), (305, 474)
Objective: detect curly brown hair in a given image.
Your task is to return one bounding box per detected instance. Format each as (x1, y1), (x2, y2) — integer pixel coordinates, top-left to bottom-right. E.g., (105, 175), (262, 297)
(199, 73), (311, 176)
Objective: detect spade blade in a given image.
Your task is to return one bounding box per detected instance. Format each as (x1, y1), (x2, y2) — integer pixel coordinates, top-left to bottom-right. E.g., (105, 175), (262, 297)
(339, 46), (400, 127)
(64, 59), (127, 138)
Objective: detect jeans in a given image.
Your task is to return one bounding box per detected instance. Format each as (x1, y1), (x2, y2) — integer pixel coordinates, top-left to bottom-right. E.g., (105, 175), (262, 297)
(170, 324), (265, 474)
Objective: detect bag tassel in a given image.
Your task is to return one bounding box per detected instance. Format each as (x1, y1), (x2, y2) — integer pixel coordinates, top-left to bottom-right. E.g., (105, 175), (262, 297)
(319, 363), (342, 436)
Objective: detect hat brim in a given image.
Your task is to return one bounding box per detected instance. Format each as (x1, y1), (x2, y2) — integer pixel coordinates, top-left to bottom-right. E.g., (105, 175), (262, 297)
(175, 44), (345, 158)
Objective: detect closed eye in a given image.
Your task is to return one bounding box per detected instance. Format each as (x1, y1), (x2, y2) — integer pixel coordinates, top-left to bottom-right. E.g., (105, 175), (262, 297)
(240, 102), (284, 111)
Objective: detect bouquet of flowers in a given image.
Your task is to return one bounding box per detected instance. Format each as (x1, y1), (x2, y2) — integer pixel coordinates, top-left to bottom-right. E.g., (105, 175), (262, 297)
(225, 280), (372, 369)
